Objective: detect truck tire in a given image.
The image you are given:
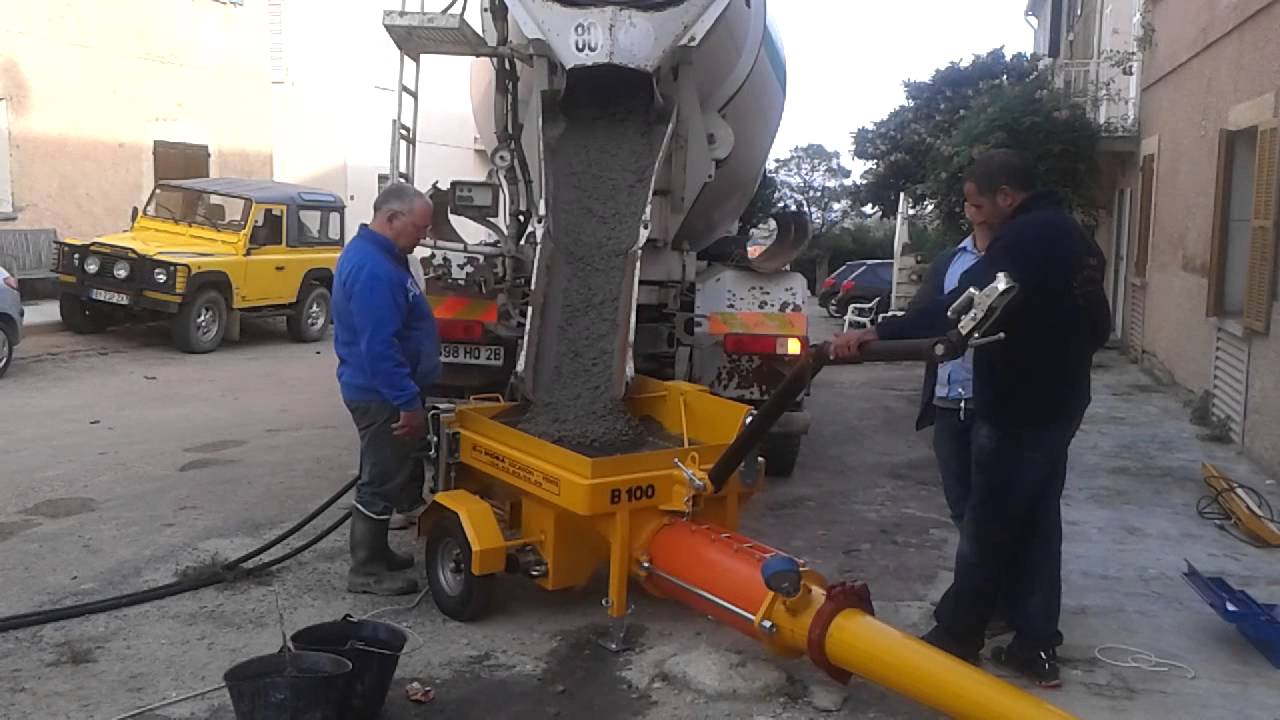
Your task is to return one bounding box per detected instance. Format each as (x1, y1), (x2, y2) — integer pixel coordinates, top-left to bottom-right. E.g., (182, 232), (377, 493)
(762, 433), (803, 478)
(425, 512), (496, 622)
(59, 294), (109, 334)
(287, 284), (331, 343)
(172, 288), (227, 354)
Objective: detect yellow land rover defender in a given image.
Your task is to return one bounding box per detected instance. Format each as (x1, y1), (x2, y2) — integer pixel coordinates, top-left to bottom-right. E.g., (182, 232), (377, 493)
(52, 178), (345, 353)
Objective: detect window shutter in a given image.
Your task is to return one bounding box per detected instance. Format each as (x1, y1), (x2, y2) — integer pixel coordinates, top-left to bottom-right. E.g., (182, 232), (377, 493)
(269, 0), (287, 84)
(1134, 153), (1155, 278)
(1243, 120), (1280, 333)
(1207, 130), (1234, 317)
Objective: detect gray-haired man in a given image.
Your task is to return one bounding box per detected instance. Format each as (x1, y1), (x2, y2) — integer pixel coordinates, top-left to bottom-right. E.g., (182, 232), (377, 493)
(333, 183), (439, 595)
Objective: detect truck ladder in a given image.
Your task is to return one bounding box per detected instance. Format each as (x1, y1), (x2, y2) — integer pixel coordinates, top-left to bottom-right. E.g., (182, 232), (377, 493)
(389, 0), (426, 186)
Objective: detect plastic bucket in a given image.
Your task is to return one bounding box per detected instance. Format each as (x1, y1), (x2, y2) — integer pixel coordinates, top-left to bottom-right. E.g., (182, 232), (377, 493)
(290, 616), (408, 720)
(223, 650), (352, 720)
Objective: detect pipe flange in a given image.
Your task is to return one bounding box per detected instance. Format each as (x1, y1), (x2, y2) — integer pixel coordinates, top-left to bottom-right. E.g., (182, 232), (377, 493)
(806, 581), (875, 685)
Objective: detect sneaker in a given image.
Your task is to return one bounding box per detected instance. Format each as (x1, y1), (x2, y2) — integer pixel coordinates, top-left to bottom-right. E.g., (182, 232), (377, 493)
(992, 644), (1061, 688)
(920, 625), (981, 666)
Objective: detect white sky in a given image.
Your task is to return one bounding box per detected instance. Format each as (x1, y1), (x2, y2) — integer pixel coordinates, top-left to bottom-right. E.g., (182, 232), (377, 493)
(769, 0), (1034, 161)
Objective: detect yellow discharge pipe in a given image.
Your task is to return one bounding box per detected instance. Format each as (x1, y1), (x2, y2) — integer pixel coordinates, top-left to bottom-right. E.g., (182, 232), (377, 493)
(830, 610), (1072, 719)
(757, 592), (1077, 720)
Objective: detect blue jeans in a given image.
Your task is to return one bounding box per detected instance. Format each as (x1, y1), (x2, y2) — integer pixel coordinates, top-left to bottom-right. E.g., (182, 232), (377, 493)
(932, 407), (974, 527)
(933, 415), (1080, 654)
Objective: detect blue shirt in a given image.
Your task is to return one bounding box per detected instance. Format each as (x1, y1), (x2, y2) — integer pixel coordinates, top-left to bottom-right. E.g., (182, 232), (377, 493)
(333, 225), (441, 411)
(935, 235), (982, 402)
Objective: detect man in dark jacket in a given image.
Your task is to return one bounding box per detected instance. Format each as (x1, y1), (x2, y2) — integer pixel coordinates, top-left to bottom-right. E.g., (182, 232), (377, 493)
(334, 183), (440, 596)
(834, 150), (1111, 686)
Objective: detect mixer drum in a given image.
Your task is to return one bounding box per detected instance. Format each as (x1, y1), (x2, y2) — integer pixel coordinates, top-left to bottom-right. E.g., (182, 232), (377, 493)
(469, 0), (787, 253)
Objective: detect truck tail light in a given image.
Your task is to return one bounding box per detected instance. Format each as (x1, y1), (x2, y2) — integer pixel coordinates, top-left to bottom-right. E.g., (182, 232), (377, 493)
(724, 334), (806, 357)
(438, 319), (484, 341)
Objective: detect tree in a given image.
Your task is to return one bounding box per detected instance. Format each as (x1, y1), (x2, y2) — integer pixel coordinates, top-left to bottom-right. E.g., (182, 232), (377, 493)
(853, 49), (1101, 241)
(738, 170), (779, 235)
(771, 144), (858, 285)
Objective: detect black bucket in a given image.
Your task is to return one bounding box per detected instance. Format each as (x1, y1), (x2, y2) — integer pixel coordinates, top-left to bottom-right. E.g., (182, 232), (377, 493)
(290, 615), (408, 720)
(224, 650), (352, 720)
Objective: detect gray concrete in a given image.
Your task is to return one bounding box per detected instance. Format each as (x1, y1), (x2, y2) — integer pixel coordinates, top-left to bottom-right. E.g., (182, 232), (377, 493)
(0, 314), (1277, 719)
(18, 297), (60, 335)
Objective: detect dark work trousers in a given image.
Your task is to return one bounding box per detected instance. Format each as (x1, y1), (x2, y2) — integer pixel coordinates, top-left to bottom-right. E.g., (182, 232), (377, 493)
(931, 406), (975, 527)
(346, 400), (419, 519)
(933, 415), (1081, 655)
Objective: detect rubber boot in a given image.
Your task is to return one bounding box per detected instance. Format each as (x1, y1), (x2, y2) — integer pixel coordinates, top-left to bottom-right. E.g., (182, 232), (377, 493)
(348, 512), (418, 596)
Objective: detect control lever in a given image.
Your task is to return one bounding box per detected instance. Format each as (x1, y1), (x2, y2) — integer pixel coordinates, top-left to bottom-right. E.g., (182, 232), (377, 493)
(704, 274), (1019, 493)
(673, 458), (707, 493)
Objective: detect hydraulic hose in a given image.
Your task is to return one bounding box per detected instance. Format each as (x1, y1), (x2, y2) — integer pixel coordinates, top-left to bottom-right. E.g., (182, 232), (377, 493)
(708, 336), (967, 492)
(0, 476), (359, 634)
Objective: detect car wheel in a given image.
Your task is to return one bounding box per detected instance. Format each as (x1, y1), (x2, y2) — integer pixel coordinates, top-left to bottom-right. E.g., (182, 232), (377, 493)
(0, 323), (13, 379)
(173, 288), (227, 354)
(287, 284), (331, 343)
(59, 294), (109, 334)
(761, 433), (803, 478)
(425, 512), (496, 622)
(825, 300), (841, 318)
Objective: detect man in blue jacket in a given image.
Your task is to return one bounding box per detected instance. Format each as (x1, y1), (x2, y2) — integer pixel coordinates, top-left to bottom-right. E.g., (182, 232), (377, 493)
(334, 183), (440, 596)
(834, 150), (1110, 686)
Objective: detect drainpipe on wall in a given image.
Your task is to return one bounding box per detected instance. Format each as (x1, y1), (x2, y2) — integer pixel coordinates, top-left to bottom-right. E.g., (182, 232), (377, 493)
(1093, 0), (1107, 125)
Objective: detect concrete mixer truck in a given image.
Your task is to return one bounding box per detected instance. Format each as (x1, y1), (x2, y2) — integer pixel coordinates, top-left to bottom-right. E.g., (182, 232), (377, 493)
(384, 0), (814, 474)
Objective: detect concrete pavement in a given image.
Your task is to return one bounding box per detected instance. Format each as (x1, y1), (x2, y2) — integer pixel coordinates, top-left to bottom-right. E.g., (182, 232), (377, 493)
(0, 316), (1277, 719)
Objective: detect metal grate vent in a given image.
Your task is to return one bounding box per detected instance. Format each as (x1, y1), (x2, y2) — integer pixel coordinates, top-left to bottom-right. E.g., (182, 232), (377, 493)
(383, 11), (491, 58)
(1211, 326), (1250, 443)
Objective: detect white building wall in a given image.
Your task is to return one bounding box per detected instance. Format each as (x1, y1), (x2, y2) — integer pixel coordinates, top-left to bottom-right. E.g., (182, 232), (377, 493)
(271, 0), (489, 240)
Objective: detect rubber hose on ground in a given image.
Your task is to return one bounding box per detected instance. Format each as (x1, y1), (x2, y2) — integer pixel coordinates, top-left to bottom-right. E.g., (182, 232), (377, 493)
(0, 477), (359, 634)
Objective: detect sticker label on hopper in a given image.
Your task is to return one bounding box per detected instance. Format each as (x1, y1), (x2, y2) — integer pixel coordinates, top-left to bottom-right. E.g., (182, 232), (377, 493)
(471, 446), (561, 496)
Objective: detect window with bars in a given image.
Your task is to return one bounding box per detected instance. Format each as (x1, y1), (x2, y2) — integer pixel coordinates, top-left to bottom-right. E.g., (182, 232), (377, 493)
(1207, 121), (1280, 333)
(269, 0), (287, 84)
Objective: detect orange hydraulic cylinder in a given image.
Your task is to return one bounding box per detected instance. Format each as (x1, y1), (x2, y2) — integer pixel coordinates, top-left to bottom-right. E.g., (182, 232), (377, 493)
(643, 520), (777, 639)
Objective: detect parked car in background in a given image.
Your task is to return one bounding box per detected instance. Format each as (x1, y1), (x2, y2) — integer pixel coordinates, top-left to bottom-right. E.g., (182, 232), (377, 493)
(832, 260), (893, 319)
(0, 264), (23, 378)
(818, 261), (871, 315)
(52, 178), (344, 354)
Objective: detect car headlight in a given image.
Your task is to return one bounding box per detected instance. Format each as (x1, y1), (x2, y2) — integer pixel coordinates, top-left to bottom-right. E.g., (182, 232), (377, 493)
(113, 260), (131, 280)
(83, 255), (101, 274)
(153, 267), (170, 284)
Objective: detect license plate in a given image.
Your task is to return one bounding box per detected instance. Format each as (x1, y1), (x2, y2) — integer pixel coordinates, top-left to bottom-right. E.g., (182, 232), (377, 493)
(442, 343), (504, 366)
(89, 288), (131, 305)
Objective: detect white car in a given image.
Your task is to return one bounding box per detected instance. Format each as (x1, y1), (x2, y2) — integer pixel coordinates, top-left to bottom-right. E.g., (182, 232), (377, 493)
(0, 264), (22, 378)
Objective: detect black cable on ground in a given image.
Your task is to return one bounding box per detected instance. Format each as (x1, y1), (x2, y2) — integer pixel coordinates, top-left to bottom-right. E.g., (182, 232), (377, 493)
(0, 477), (359, 634)
(1197, 475), (1279, 549)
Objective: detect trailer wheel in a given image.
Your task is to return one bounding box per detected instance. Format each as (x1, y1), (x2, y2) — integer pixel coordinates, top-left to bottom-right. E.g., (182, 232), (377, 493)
(762, 433), (802, 478)
(426, 512), (496, 622)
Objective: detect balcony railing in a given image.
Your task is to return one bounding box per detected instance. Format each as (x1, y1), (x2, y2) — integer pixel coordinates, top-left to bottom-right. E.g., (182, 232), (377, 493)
(1052, 58), (1141, 137)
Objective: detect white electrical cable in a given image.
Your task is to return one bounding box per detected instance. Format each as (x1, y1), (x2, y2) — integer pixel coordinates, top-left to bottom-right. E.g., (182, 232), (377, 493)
(363, 586), (431, 656)
(1094, 644), (1196, 680)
